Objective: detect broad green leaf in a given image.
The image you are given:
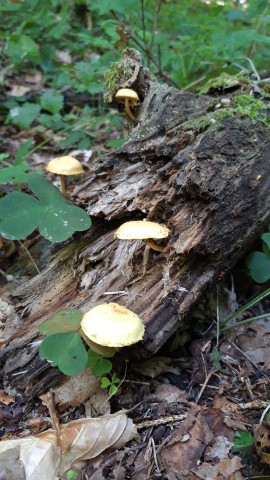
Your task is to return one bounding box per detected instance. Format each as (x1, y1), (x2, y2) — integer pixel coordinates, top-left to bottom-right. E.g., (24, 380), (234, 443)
(0, 162), (33, 184)
(233, 430), (254, 449)
(40, 90), (64, 114)
(9, 103), (40, 129)
(0, 191), (42, 239)
(39, 332), (88, 376)
(246, 251), (270, 283)
(39, 310), (83, 335)
(0, 173), (92, 242)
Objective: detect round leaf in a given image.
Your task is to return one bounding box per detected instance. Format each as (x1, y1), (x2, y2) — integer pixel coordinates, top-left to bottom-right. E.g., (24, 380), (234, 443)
(0, 191), (41, 239)
(246, 251), (270, 283)
(39, 332), (88, 376)
(39, 310), (83, 335)
(92, 359), (112, 377)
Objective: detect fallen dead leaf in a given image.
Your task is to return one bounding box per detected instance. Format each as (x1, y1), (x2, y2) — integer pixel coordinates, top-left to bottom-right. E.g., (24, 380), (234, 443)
(0, 411), (138, 479)
(0, 389), (15, 405)
(52, 368), (101, 409)
(254, 423), (270, 465)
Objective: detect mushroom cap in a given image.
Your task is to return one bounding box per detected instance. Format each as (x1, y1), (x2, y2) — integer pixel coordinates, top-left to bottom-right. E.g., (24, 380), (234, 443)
(115, 220), (170, 240)
(81, 303), (145, 347)
(46, 156), (84, 176)
(115, 88), (139, 102)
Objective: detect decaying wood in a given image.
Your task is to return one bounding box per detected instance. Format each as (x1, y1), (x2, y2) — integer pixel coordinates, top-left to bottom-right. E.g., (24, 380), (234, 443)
(1, 49), (270, 397)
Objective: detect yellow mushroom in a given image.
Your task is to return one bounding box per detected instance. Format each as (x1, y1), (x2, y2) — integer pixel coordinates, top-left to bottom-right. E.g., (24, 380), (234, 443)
(114, 220), (170, 252)
(81, 303), (145, 349)
(115, 88), (139, 122)
(46, 156), (84, 196)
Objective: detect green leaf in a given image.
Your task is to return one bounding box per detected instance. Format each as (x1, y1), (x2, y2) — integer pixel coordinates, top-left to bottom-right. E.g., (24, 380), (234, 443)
(87, 349), (101, 368)
(66, 470), (78, 480)
(233, 430), (254, 449)
(39, 332), (88, 376)
(0, 162), (33, 184)
(262, 233), (270, 251)
(100, 377), (111, 388)
(109, 385), (118, 396)
(246, 251), (270, 283)
(0, 173), (92, 242)
(40, 91), (64, 114)
(14, 138), (34, 165)
(39, 310), (83, 335)
(5, 34), (40, 64)
(111, 373), (121, 384)
(92, 358), (112, 377)
(211, 349), (221, 370)
(9, 103), (40, 129)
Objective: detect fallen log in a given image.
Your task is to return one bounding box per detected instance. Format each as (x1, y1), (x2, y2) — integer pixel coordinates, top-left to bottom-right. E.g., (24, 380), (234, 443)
(1, 49), (270, 397)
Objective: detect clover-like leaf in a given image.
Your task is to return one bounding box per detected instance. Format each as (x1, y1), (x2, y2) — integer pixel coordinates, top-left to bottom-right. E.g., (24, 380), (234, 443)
(246, 251), (270, 283)
(0, 162), (34, 184)
(39, 332), (88, 376)
(0, 172), (91, 242)
(39, 310), (83, 335)
(87, 350), (112, 377)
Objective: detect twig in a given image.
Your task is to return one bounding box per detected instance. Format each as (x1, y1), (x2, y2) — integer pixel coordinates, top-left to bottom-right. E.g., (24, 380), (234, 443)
(196, 369), (215, 403)
(246, 0), (270, 58)
(136, 413), (187, 429)
(18, 240), (40, 274)
(148, 0), (162, 56)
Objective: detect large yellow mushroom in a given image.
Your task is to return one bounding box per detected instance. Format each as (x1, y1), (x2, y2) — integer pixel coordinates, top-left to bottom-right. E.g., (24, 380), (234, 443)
(46, 156), (84, 196)
(114, 220), (170, 252)
(80, 303), (145, 354)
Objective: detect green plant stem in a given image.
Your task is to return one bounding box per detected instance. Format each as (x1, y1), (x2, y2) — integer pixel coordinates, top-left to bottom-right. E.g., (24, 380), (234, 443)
(222, 313), (270, 332)
(220, 286), (270, 328)
(18, 241), (40, 274)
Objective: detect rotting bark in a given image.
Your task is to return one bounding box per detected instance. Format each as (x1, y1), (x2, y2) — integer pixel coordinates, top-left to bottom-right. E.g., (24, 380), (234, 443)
(1, 49), (270, 397)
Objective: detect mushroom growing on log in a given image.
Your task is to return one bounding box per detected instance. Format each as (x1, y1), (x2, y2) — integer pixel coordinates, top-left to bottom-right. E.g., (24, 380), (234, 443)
(0, 48), (270, 398)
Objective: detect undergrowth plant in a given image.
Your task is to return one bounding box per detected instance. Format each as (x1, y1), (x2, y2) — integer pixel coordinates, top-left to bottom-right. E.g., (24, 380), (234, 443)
(39, 310), (120, 396)
(0, 173), (91, 242)
(246, 226), (270, 283)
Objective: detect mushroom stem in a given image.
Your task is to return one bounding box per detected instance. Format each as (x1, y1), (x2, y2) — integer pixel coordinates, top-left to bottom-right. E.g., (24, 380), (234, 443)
(60, 175), (67, 196)
(144, 238), (165, 252)
(124, 98), (137, 122)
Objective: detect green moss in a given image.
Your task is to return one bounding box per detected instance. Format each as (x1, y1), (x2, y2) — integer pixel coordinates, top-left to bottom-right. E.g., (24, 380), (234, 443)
(182, 94), (269, 134)
(198, 73), (250, 95)
(104, 49), (135, 103)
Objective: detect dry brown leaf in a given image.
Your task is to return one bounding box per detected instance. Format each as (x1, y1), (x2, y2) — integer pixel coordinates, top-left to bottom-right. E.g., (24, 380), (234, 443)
(0, 389), (15, 405)
(52, 369), (101, 409)
(254, 423), (270, 464)
(0, 412), (138, 478)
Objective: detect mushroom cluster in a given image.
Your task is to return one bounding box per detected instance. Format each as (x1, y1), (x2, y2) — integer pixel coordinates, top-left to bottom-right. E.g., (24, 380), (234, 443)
(80, 303), (145, 356)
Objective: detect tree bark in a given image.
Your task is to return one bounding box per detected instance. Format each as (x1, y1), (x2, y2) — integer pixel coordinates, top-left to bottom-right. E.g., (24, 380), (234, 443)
(1, 50), (270, 397)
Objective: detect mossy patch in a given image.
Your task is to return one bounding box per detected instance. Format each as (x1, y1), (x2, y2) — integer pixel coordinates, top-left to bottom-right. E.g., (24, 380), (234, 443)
(198, 73), (250, 95)
(104, 49), (135, 103)
(182, 94), (269, 134)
